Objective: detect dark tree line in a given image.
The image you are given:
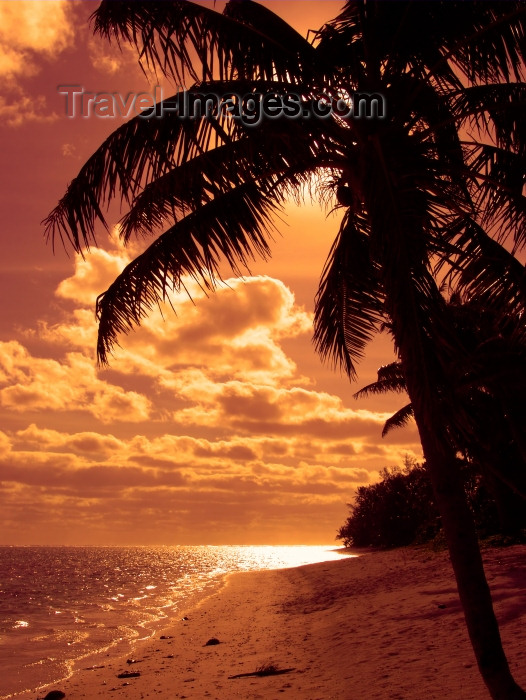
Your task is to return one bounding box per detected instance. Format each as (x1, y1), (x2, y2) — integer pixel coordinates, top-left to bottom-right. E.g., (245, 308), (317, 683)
(338, 459), (526, 550)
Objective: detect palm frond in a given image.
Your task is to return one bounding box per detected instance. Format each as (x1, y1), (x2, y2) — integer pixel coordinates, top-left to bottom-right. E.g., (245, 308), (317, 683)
(462, 142), (526, 248)
(95, 182), (278, 364)
(381, 403), (414, 438)
(44, 76), (349, 253)
(118, 112), (342, 242)
(353, 361), (406, 399)
(322, 2), (526, 85)
(43, 89), (237, 251)
(451, 84), (526, 156)
(314, 212), (385, 379)
(386, 74), (465, 170)
(446, 218), (526, 334)
(92, 0), (317, 86)
(443, 3), (526, 84)
(407, 2), (526, 85)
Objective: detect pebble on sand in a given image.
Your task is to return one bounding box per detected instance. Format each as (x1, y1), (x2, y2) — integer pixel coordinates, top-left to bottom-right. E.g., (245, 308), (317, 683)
(204, 638), (221, 646)
(117, 671), (141, 679)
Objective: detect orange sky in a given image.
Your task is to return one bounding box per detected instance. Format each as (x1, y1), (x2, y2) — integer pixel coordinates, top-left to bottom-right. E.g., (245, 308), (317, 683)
(0, 1), (422, 545)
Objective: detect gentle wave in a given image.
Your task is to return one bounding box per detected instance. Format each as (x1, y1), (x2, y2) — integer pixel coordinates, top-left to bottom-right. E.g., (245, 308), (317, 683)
(0, 544), (345, 698)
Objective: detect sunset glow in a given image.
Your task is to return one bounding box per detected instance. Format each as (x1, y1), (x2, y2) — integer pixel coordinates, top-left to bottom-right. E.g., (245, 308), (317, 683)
(0, 1), (422, 545)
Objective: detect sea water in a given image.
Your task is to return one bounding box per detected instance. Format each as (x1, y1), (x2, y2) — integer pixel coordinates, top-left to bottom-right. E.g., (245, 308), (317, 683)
(0, 545), (345, 698)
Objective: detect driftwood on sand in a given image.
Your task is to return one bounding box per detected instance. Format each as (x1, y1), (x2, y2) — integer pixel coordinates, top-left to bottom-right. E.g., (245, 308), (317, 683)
(116, 671), (141, 679)
(228, 664), (295, 679)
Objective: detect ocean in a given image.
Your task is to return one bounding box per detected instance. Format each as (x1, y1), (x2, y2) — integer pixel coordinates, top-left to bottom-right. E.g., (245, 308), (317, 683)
(0, 545), (345, 698)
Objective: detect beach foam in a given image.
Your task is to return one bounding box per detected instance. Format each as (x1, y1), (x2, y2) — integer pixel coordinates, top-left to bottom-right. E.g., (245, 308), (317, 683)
(11, 544), (525, 700)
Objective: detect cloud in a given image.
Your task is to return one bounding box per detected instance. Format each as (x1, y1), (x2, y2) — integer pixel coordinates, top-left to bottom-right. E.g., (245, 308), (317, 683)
(0, 242), (423, 544)
(0, 94), (58, 127)
(56, 248), (130, 307)
(45, 247), (314, 385)
(34, 248), (419, 451)
(17, 424), (124, 456)
(107, 275), (313, 385)
(0, 1), (79, 126)
(35, 308), (98, 349)
(168, 377), (392, 438)
(0, 430), (11, 457)
(0, 1), (76, 80)
(0, 414), (421, 544)
(61, 143), (77, 157)
(0, 342), (152, 423)
(86, 35), (141, 76)
(0, 46), (38, 81)
(0, 428), (363, 503)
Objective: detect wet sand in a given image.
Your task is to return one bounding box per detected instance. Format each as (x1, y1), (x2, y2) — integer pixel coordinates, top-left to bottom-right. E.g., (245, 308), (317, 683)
(15, 544), (526, 700)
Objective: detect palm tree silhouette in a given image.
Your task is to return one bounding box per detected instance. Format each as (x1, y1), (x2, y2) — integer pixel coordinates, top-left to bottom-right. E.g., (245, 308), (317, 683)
(355, 302), (526, 535)
(44, 2), (526, 697)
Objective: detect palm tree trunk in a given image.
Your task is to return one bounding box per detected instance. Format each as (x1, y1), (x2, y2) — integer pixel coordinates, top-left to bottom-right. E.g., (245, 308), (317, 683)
(413, 409), (525, 700)
(365, 111), (524, 699)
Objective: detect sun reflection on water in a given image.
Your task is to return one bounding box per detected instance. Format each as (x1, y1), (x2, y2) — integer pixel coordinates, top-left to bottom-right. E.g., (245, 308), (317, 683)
(190, 544), (353, 574)
(0, 544), (353, 699)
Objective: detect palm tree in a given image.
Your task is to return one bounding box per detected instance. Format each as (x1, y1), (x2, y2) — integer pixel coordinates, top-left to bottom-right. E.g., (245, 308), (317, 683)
(355, 354), (526, 536)
(44, 2), (526, 697)
(355, 296), (526, 501)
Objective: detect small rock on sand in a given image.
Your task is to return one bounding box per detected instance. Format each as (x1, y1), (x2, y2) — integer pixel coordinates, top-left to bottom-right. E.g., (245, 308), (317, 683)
(204, 638), (220, 646)
(117, 671), (141, 679)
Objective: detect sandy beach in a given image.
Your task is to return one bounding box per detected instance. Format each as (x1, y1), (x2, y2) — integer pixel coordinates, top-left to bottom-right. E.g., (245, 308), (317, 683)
(16, 544), (526, 700)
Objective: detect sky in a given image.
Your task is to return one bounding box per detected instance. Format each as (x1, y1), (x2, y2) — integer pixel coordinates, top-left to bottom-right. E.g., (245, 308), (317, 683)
(0, 0), (422, 546)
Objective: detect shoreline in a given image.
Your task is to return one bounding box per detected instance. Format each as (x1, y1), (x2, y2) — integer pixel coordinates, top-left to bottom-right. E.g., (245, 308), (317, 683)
(6, 573), (234, 700)
(12, 544), (526, 700)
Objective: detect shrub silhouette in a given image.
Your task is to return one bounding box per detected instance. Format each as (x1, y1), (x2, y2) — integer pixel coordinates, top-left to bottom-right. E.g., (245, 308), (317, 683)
(338, 461), (438, 548)
(337, 459), (524, 549)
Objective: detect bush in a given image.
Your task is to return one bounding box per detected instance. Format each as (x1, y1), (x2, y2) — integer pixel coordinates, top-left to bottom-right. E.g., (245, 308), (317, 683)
(337, 460), (439, 548)
(337, 458), (525, 549)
